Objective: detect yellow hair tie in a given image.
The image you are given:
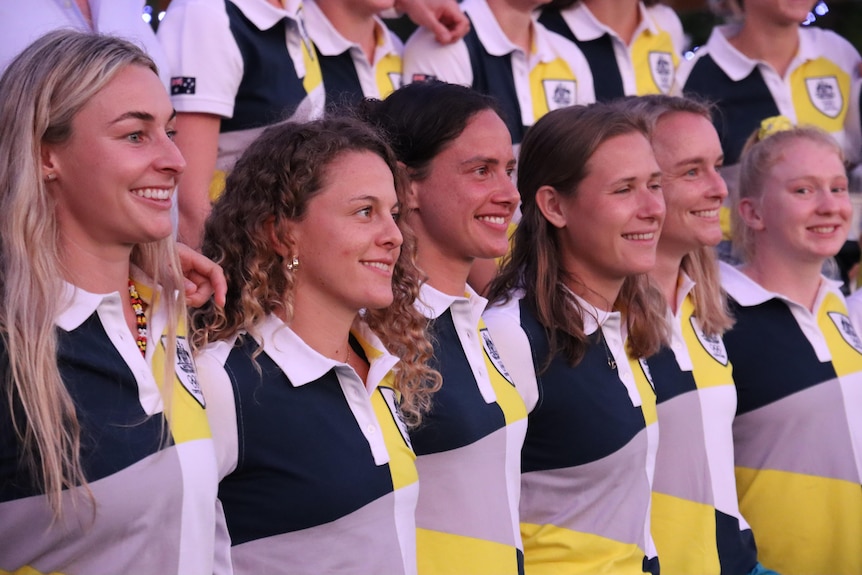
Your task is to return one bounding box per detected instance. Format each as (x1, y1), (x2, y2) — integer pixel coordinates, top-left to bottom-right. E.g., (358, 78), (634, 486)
(757, 115), (794, 141)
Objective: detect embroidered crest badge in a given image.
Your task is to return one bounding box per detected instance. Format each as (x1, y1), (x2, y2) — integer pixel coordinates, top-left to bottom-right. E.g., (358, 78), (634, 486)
(379, 387), (412, 448)
(690, 316), (729, 366)
(480, 327), (515, 386)
(648, 51), (674, 94)
(542, 79), (576, 111)
(828, 312), (862, 355)
(805, 76), (843, 119)
(163, 335), (206, 407)
(638, 358), (656, 392)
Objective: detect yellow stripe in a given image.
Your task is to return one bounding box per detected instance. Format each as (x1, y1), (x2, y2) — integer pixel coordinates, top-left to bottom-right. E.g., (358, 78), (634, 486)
(521, 522), (645, 574)
(375, 52), (402, 99)
(302, 39), (323, 93)
(818, 292), (862, 377)
(479, 318), (528, 425)
(417, 528), (519, 575)
(372, 381), (418, 491)
(651, 492), (720, 575)
(529, 58), (576, 120)
(631, 30), (679, 95)
(791, 57), (851, 132)
(681, 296), (734, 389)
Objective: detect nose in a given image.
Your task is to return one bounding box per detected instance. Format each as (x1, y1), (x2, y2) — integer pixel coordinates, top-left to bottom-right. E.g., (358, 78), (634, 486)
(708, 167), (729, 202)
(379, 212), (404, 250)
(639, 185), (666, 221)
(155, 133), (187, 176)
(816, 187), (849, 216)
(497, 171), (520, 207)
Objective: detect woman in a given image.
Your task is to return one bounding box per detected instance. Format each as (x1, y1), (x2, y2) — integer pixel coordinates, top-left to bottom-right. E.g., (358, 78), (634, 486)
(0, 30), (219, 574)
(621, 95), (771, 575)
(483, 103), (666, 574)
(191, 116), (440, 575)
(363, 80), (527, 575)
(722, 123), (862, 575)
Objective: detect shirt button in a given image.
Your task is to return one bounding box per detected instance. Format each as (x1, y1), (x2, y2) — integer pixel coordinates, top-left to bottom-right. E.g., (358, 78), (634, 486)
(118, 332), (126, 341)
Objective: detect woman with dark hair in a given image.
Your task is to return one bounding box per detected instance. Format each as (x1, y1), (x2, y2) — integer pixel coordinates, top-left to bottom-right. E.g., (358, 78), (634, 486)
(364, 80), (527, 575)
(722, 123), (862, 575)
(192, 116), (440, 575)
(484, 103), (667, 574)
(0, 30), (220, 574)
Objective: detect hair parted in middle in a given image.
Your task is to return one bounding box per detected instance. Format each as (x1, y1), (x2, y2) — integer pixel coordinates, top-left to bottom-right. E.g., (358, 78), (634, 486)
(191, 116), (441, 427)
(615, 94), (734, 336)
(487, 103), (668, 368)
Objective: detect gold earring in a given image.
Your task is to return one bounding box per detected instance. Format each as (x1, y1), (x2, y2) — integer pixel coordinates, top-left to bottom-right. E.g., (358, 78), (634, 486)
(44, 173), (56, 182)
(286, 256), (299, 271)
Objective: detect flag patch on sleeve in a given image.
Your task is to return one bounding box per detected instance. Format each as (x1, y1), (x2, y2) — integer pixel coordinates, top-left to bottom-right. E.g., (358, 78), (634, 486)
(171, 76), (196, 95)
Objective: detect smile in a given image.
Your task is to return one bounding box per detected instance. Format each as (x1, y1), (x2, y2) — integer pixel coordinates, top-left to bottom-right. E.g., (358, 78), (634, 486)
(692, 209), (719, 218)
(809, 225), (841, 234)
(362, 261), (393, 272)
(622, 232), (656, 240)
(132, 188), (172, 200)
(476, 215), (507, 225)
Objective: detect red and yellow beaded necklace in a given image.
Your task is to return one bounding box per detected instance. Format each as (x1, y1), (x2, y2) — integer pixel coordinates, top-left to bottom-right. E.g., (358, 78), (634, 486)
(128, 278), (147, 357)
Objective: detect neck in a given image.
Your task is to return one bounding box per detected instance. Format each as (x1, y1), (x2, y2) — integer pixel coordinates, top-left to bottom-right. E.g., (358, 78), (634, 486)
(653, 249), (685, 312)
(61, 237), (133, 295)
(315, 0), (379, 64)
(581, 0), (641, 45)
(742, 252), (823, 312)
(730, 18), (799, 77)
(286, 290), (356, 363)
(487, 0), (534, 53)
(565, 276), (622, 312)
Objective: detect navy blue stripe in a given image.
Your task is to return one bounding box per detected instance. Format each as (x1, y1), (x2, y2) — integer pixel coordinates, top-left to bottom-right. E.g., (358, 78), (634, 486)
(539, 9), (623, 102)
(219, 336), (393, 545)
(646, 346), (697, 404)
(682, 55), (779, 164)
(1, 315), (165, 502)
(463, 15), (526, 144)
(518, 300), (647, 471)
(319, 50), (364, 110)
(409, 309), (507, 455)
(223, 0), (310, 133)
(724, 297), (837, 415)
(715, 508), (758, 575)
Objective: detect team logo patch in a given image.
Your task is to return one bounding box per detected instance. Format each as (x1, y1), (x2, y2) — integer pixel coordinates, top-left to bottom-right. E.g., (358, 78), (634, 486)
(638, 358), (656, 392)
(170, 76), (196, 95)
(411, 73), (437, 83)
(388, 72), (403, 91)
(379, 387), (412, 449)
(690, 316), (728, 366)
(828, 312), (862, 355)
(648, 51), (674, 94)
(480, 327), (515, 386)
(805, 76), (843, 119)
(542, 79), (576, 111)
(163, 335), (206, 407)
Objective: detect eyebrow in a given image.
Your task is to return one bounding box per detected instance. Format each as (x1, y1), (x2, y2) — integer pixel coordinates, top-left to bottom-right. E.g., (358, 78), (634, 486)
(109, 109), (178, 125)
(349, 194), (400, 207)
(674, 155), (724, 169)
(460, 155), (501, 166)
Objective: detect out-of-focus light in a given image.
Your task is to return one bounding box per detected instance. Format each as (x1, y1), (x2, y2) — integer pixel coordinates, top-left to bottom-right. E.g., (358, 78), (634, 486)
(684, 45), (700, 61)
(158, 11), (166, 21)
(142, 12), (152, 24)
(815, 1), (829, 16)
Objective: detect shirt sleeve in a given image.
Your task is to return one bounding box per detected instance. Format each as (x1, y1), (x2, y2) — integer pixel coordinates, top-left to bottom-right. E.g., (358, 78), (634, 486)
(402, 26), (473, 86)
(195, 342), (240, 479)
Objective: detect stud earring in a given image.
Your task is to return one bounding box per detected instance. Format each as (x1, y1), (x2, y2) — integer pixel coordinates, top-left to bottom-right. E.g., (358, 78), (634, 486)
(286, 256), (300, 271)
(45, 173), (56, 182)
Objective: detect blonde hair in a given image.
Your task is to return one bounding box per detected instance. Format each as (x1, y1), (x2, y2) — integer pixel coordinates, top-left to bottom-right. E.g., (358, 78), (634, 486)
(191, 117), (441, 427)
(732, 126), (845, 263)
(488, 104), (668, 366)
(0, 30), (186, 516)
(617, 94), (733, 335)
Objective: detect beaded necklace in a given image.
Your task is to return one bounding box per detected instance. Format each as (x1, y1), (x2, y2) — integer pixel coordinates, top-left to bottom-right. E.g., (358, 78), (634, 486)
(128, 279), (147, 357)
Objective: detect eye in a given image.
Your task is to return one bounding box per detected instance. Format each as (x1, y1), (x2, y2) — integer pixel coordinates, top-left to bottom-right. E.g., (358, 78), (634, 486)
(127, 132), (143, 143)
(474, 165), (489, 177)
(685, 168), (699, 178)
(650, 182), (663, 192)
(391, 209), (401, 222)
(831, 185), (848, 194)
(794, 187), (812, 195)
(357, 206), (372, 217)
(613, 186), (631, 194)
(166, 129), (178, 141)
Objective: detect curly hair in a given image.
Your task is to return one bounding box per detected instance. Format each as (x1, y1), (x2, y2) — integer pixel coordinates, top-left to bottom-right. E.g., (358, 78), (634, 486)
(487, 104), (668, 367)
(191, 116), (441, 426)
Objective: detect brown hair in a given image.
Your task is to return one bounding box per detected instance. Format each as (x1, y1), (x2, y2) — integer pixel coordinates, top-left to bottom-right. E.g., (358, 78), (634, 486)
(191, 117), (441, 426)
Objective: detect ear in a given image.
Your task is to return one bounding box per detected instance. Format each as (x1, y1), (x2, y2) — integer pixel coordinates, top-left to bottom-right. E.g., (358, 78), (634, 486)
(40, 143), (60, 182)
(738, 197), (765, 232)
(535, 185), (568, 229)
(265, 216), (296, 258)
(405, 177), (421, 210)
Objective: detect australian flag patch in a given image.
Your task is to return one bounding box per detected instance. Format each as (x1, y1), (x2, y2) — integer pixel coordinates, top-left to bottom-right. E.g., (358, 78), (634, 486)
(171, 76), (196, 95)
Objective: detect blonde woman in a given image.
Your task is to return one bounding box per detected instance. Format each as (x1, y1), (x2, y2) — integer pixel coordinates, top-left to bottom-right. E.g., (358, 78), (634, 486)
(0, 30), (219, 574)
(191, 116), (440, 575)
(723, 123), (862, 575)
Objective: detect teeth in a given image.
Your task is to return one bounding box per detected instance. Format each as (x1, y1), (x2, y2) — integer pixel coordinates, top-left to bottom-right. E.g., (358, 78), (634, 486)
(623, 233), (655, 240)
(363, 262), (392, 272)
(132, 188), (171, 200)
(693, 209), (719, 217)
(477, 216), (506, 224)
(810, 226), (838, 233)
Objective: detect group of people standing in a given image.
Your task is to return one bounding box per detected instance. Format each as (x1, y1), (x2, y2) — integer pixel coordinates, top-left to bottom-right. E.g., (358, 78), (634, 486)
(1, 1), (862, 575)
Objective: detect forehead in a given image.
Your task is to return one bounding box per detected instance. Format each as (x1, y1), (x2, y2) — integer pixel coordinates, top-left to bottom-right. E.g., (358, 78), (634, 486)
(75, 64), (171, 123)
(769, 138), (845, 177)
(438, 109), (514, 160)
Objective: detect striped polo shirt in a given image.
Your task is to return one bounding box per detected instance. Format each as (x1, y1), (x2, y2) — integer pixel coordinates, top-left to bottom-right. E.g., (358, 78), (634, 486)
(304, 0), (402, 109)
(721, 262), (862, 575)
(410, 283), (527, 575)
(195, 314), (419, 575)
(0, 276), (218, 575)
(484, 292), (659, 575)
(677, 24), (861, 165)
(539, 1), (684, 102)
(402, 0), (595, 144)
(646, 274), (758, 575)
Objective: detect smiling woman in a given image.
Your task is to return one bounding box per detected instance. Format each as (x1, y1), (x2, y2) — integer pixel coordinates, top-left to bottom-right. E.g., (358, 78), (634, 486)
(483, 103), (668, 575)
(0, 30), (219, 575)
(190, 116), (441, 575)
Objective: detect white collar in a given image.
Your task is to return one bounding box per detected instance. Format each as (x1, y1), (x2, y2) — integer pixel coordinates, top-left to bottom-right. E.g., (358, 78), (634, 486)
(462, 0), (558, 62)
(230, 0), (304, 30)
(416, 282), (487, 325)
(561, 1), (658, 44)
(720, 260), (844, 309)
(55, 266), (160, 331)
(567, 289), (622, 337)
(303, 0), (398, 59)
(704, 23), (814, 81)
